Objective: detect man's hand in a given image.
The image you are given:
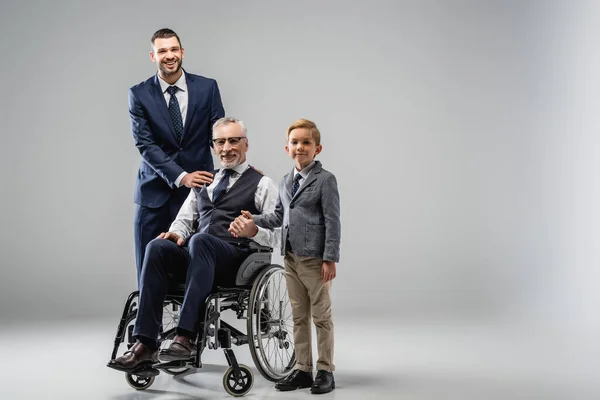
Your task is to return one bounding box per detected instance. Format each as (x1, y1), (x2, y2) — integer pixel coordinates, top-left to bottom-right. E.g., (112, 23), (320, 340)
(158, 231), (185, 246)
(322, 261), (336, 282)
(229, 210), (258, 238)
(181, 171), (214, 188)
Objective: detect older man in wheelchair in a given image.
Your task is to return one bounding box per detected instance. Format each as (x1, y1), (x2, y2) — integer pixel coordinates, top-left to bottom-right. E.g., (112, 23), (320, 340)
(107, 117), (295, 396)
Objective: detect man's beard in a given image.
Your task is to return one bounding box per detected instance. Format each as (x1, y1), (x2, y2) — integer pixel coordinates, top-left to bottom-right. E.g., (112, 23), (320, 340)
(220, 153), (242, 169)
(159, 59), (182, 76)
(220, 159), (239, 169)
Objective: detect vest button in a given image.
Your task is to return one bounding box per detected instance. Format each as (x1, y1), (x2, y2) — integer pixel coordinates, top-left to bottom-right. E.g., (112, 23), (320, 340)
(289, 204), (294, 209)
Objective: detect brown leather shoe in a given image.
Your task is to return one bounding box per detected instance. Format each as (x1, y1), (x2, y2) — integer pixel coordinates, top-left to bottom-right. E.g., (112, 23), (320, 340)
(107, 341), (158, 372)
(159, 335), (197, 362)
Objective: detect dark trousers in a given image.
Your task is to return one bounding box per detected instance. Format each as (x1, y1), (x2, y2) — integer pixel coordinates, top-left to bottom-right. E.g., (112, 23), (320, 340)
(133, 187), (190, 287)
(133, 233), (250, 344)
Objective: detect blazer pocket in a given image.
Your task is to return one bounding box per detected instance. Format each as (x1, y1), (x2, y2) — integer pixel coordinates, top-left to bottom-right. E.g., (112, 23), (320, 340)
(305, 224), (325, 251)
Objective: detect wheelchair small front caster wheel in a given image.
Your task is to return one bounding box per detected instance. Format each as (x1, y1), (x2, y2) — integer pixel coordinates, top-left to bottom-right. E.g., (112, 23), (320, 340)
(223, 364), (253, 397)
(163, 366), (191, 376)
(125, 373), (155, 390)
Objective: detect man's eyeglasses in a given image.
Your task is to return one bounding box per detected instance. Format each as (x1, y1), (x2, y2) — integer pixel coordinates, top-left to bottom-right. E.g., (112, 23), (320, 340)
(212, 137), (247, 147)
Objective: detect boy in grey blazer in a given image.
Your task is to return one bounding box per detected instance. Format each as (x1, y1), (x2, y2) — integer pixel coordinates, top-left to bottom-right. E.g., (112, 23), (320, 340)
(229, 119), (340, 394)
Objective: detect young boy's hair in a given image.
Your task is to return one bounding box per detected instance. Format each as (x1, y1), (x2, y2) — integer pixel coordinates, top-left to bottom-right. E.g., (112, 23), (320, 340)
(286, 118), (321, 146)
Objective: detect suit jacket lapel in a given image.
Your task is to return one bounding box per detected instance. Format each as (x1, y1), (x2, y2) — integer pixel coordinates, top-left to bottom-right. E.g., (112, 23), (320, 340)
(183, 72), (196, 139)
(294, 174), (317, 198)
(292, 161), (321, 199)
(150, 76), (178, 144)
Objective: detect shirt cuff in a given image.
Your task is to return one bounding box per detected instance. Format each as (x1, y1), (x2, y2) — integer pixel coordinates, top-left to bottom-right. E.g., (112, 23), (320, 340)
(174, 171), (188, 188)
(252, 226), (270, 247)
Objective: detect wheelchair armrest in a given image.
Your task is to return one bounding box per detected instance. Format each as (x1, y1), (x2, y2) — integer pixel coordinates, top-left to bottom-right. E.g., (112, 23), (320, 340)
(236, 251), (272, 286)
(248, 241), (273, 252)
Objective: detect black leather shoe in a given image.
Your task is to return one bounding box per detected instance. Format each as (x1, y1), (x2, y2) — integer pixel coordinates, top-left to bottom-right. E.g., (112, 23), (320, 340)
(159, 335), (197, 362)
(275, 369), (314, 391)
(107, 341), (158, 372)
(311, 370), (335, 394)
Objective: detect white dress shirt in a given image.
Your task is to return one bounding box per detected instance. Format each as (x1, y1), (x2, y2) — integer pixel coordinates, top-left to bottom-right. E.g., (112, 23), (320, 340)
(169, 161), (281, 249)
(157, 72), (189, 188)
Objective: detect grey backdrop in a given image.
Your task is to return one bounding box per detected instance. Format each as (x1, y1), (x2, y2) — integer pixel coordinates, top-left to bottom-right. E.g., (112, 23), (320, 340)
(0, 0), (597, 333)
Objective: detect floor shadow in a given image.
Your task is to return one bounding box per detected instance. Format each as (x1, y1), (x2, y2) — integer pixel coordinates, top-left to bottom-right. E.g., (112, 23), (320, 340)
(110, 388), (210, 400)
(334, 370), (398, 390)
(171, 363), (227, 388)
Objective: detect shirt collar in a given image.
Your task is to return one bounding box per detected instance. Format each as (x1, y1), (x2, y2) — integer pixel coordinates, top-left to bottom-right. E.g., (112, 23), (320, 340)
(294, 160), (316, 179)
(222, 161), (249, 176)
(157, 71), (187, 94)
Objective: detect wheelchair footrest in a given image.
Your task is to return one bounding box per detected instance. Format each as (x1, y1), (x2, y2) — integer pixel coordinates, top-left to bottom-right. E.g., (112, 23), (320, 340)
(154, 359), (195, 369)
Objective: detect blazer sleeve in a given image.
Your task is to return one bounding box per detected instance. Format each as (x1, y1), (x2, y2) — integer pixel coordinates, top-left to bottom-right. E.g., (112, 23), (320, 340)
(129, 88), (184, 188)
(321, 173), (341, 262)
(253, 181), (285, 229)
(209, 80), (225, 146)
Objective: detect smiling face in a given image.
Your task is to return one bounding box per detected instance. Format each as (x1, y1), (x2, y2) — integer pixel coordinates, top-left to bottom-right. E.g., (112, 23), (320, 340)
(286, 128), (322, 170)
(150, 37), (184, 82)
(213, 122), (248, 169)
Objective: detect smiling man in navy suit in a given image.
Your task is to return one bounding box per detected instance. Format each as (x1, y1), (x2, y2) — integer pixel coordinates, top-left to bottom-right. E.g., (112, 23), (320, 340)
(129, 28), (225, 285)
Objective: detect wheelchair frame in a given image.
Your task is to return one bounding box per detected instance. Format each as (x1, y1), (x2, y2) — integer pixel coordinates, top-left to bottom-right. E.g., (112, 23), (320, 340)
(108, 245), (295, 396)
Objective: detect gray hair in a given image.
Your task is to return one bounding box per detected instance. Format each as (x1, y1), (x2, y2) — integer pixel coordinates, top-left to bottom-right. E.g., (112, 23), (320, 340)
(212, 117), (247, 136)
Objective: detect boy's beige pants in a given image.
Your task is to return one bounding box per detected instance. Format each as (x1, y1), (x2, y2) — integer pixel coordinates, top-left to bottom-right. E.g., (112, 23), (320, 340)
(284, 252), (335, 372)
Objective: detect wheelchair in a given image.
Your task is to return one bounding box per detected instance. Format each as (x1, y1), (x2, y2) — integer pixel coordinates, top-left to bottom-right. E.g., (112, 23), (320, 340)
(108, 243), (295, 397)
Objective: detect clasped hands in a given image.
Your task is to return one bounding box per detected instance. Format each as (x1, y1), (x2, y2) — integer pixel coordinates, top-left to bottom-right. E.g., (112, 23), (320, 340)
(157, 210), (336, 282)
(228, 211), (336, 282)
(228, 210), (258, 238)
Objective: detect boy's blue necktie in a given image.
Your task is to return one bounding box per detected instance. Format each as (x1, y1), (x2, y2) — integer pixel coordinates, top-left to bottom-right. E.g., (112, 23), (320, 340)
(212, 169), (233, 203)
(167, 86), (183, 143)
(291, 174), (302, 197)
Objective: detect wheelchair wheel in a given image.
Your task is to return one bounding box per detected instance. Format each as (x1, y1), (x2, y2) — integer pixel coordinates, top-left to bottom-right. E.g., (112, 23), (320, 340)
(223, 364), (253, 397)
(125, 373), (155, 390)
(247, 265), (296, 382)
(115, 311), (137, 356)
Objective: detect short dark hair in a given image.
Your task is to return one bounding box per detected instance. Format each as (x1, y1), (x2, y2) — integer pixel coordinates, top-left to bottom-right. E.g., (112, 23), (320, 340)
(151, 28), (182, 47)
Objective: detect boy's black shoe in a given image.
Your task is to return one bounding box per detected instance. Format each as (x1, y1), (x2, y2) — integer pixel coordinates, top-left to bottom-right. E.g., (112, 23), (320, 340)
(311, 370), (335, 394)
(275, 369), (314, 391)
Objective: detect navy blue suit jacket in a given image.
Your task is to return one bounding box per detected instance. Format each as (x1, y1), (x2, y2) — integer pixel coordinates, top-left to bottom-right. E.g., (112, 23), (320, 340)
(129, 71), (225, 208)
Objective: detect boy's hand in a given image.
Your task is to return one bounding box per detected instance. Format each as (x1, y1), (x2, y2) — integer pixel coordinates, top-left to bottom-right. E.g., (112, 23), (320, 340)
(321, 261), (336, 282)
(228, 210), (258, 238)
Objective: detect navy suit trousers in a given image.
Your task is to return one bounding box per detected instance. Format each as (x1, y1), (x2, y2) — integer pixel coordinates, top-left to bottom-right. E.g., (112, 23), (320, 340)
(133, 233), (250, 343)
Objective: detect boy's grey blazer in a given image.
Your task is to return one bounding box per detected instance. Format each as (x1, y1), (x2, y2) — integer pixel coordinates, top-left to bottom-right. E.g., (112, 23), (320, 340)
(253, 161), (340, 262)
